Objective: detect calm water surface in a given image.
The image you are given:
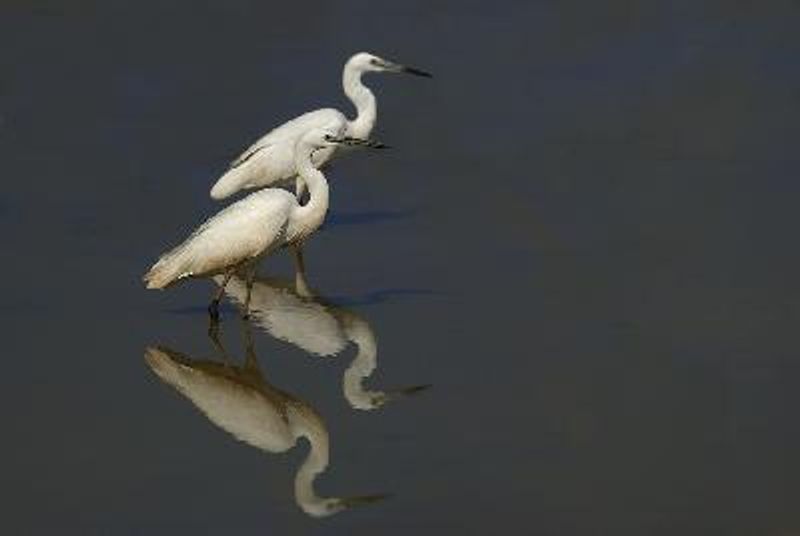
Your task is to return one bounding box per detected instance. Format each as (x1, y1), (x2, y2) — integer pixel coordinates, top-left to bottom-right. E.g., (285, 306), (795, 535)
(3, 1), (800, 534)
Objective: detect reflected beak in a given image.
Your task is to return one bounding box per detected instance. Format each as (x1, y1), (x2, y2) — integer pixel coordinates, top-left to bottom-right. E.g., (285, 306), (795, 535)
(331, 136), (390, 149)
(339, 493), (393, 509)
(382, 383), (432, 401)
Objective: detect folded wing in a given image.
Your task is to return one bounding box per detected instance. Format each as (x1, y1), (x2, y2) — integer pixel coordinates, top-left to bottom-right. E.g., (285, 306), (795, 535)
(210, 108), (347, 200)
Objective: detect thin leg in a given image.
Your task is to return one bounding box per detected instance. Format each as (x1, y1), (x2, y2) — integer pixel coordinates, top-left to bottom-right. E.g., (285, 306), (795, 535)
(208, 268), (235, 322)
(240, 318), (258, 371)
(292, 242), (306, 277)
(295, 265), (313, 299)
(207, 319), (232, 366)
(292, 243), (314, 298)
(242, 262), (258, 319)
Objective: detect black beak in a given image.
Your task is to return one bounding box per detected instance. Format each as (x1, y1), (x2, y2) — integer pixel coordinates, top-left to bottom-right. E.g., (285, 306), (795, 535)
(335, 136), (390, 149)
(400, 65), (433, 78)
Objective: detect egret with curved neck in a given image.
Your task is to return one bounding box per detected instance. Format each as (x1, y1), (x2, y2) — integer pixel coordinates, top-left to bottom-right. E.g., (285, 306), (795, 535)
(144, 128), (386, 320)
(342, 54), (378, 141)
(210, 52), (431, 201)
(144, 329), (387, 517)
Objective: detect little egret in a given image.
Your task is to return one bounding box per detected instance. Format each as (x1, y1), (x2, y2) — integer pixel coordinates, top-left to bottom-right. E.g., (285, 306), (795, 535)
(145, 325), (387, 517)
(209, 52), (431, 200)
(143, 128), (386, 319)
(217, 273), (429, 410)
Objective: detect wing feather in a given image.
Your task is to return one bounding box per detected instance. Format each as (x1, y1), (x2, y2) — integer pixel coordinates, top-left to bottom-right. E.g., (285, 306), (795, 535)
(210, 108), (347, 200)
(144, 190), (295, 288)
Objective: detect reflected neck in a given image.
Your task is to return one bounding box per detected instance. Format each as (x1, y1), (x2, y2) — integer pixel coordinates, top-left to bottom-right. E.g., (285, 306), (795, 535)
(294, 416), (331, 515)
(343, 63), (376, 139)
(342, 316), (379, 410)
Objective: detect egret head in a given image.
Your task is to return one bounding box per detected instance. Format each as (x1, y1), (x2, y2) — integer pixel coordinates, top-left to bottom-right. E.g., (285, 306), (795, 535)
(347, 52), (432, 78)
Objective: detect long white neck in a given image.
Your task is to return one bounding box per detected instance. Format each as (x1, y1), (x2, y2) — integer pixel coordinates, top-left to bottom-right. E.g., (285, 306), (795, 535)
(342, 316), (380, 410)
(290, 147), (330, 241)
(293, 408), (333, 517)
(342, 63), (377, 139)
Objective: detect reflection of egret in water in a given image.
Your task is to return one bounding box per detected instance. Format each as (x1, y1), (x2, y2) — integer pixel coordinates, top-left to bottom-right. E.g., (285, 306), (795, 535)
(215, 272), (430, 410)
(144, 325), (388, 517)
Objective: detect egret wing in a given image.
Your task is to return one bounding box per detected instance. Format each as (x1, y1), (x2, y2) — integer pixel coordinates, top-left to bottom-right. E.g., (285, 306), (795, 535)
(145, 190), (295, 286)
(210, 109), (346, 199)
(182, 190), (295, 274)
(229, 108), (346, 169)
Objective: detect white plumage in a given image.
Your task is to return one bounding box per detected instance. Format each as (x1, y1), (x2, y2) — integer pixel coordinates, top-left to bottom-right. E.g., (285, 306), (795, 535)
(143, 189), (295, 289)
(211, 111), (346, 200)
(221, 274), (346, 356)
(146, 127), (333, 290)
(144, 128), (385, 317)
(210, 51), (431, 200)
(217, 274), (429, 410)
(145, 338), (386, 517)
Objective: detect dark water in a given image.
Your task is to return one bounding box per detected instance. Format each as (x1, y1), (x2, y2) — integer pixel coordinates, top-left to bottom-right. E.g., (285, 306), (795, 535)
(4, 1), (800, 534)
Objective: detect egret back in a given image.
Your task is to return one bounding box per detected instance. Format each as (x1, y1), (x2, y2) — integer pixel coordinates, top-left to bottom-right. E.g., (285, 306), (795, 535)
(211, 108), (346, 200)
(144, 189), (295, 289)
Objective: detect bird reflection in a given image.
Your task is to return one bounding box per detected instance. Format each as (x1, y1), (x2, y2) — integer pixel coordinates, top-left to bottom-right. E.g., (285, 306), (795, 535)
(214, 271), (430, 410)
(144, 324), (388, 517)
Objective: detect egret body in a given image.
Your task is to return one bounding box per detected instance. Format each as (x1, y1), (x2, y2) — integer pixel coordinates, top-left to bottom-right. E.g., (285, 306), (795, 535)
(143, 128), (384, 318)
(209, 52), (430, 200)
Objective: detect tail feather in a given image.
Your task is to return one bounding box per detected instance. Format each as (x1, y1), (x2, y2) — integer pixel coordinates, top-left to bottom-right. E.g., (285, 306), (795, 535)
(143, 246), (192, 289)
(211, 144), (293, 200)
(211, 164), (255, 200)
(144, 346), (192, 388)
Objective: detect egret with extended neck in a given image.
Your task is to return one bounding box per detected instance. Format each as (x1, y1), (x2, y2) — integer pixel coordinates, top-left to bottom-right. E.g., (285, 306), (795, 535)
(209, 51), (430, 201)
(144, 128), (386, 320)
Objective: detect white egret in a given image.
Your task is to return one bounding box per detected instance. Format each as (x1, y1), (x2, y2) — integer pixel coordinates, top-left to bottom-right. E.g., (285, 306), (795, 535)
(143, 128), (386, 319)
(209, 52), (431, 201)
(216, 273), (429, 410)
(144, 327), (387, 517)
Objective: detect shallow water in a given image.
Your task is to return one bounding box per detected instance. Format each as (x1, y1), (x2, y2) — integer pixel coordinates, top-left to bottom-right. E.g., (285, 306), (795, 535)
(4, 1), (800, 534)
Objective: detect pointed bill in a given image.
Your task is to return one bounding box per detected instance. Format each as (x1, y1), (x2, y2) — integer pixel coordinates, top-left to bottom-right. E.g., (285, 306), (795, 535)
(329, 136), (390, 149)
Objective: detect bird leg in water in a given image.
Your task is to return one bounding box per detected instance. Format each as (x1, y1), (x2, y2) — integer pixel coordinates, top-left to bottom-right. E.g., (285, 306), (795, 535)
(292, 243), (307, 278)
(240, 319), (259, 372)
(208, 268), (236, 322)
(206, 319), (232, 366)
(242, 262), (258, 319)
(293, 246), (316, 298)
(295, 266), (314, 299)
